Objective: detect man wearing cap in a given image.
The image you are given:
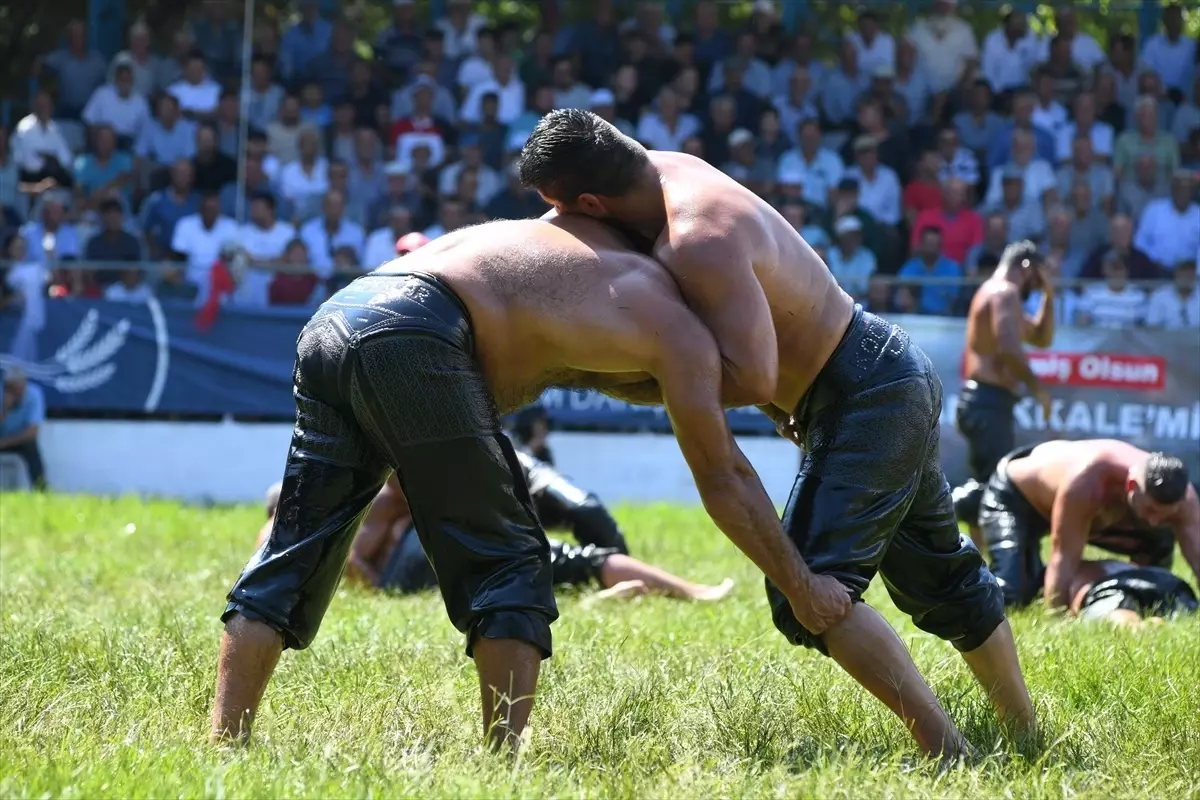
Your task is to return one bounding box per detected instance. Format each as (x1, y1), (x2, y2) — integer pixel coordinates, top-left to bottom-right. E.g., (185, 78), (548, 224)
(0, 369), (47, 490)
(826, 214), (877, 301)
(587, 89), (634, 137)
(1134, 170), (1200, 271)
(777, 119), (845, 209)
(521, 109), (1035, 761)
(721, 128), (774, 196)
(846, 135), (902, 227)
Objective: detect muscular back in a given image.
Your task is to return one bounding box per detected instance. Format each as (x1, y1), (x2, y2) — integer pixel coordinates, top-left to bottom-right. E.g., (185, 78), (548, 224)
(964, 278), (1023, 393)
(648, 152), (855, 412)
(378, 217), (695, 413)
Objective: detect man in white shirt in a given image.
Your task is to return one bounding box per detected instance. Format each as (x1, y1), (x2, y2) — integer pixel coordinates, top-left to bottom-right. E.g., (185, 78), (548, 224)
(1134, 171), (1200, 270)
(1146, 260), (1200, 330)
(906, 0), (978, 94)
(168, 53), (222, 120)
(1140, 5), (1196, 95)
(635, 87), (702, 153)
(434, 0), (488, 60)
(1055, 91), (1115, 164)
(1078, 250), (1148, 328)
(437, 135), (502, 207)
(1030, 69), (1068, 139)
(776, 118), (845, 208)
(276, 127), (329, 219)
(363, 206), (415, 269)
(848, 10), (896, 79)
(234, 193), (296, 308)
(12, 90), (74, 184)
(984, 129), (1057, 207)
(1036, 7), (1106, 73)
(845, 136), (901, 226)
(82, 59), (150, 143)
(298, 190), (365, 278)
(104, 268), (155, 303)
(171, 192), (239, 300)
(550, 57), (593, 111)
(981, 11), (1040, 97)
(456, 27), (497, 91)
(459, 55), (524, 125)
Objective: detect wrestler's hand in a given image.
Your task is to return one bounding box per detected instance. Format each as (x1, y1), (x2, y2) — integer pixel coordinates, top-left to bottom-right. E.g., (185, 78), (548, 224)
(790, 573), (853, 635)
(774, 415), (803, 447)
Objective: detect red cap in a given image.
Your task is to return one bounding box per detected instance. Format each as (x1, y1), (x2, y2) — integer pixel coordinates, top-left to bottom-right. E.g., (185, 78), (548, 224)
(396, 232), (431, 255)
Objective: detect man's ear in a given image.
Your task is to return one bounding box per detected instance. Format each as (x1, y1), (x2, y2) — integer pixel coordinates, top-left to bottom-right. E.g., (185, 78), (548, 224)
(577, 193), (606, 215)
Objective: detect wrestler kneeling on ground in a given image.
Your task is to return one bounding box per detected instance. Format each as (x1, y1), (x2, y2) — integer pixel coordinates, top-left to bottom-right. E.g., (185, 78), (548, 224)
(977, 439), (1200, 610)
(1068, 561), (1197, 628)
(258, 472), (734, 602)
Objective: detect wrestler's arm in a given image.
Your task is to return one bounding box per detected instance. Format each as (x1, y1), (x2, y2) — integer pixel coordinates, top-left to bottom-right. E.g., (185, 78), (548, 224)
(1021, 266), (1055, 348)
(658, 223), (779, 407)
(347, 475), (409, 586)
(1172, 485), (1200, 587)
(1045, 468), (1101, 609)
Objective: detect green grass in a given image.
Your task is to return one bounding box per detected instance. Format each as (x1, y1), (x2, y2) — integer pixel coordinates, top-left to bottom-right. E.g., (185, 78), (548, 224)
(1, 494), (1198, 799)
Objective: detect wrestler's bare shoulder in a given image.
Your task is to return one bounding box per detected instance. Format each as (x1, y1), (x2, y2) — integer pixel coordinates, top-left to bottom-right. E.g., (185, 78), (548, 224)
(648, 151), (767, 232)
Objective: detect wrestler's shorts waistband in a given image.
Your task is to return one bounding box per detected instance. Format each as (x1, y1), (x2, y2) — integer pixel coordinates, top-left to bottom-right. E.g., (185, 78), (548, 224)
(960, 380), (1020, 407)
(994, 443), (1038, 481)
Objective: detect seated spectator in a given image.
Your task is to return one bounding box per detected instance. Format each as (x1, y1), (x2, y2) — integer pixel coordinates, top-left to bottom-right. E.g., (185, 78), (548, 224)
(550, 57), (592, 111)
(700, 96), (737, 167)
(506, 84), (557, 154)
(104, 266), (153, 303)
(82, 59), (150, 146)
(934, 126), (980, 193)
(438, 135), (502, 209)
(461, 55), (525, 125)
(892, 37), (931, 127)
(1117, 153), (1168, 221)
(987, 89), (1057, 168)
(980, 12), (1039, 99)
(1135, 171), (1200, 270)
(1056, 136), (1115, 213)
(771, 29), (822, 99)
(848, 9), (896, 78)
(840, 96), (911, 182)
(37, 19), (107, 121)
(1077, 251), (1148, 328)
(190, 124), (238, 195)
(1080, 213), (1162, 281)
(363, 206), (414, 269)
(456, 92), (512, 170)
(774, 68), (819, 147)
(113, 21), (166, 98)
(344, 129), (384, 212)
(846, 135), (901, 227)
(392, 78), (452, 167)
(391, 60), (459, 125)
(233, 193), (296, 308)
(1128, 71), (1177, 133)
(484, 162), (547, 221)
(154, 264), (199, 303)
(903, 150), (944, 226)
(213, 90), (243, 160)
(190, 0), (242, 83)
(778, 201), (830, 250)
(709, 30), (772, 99)
(985, 129), (1057, 207)
(636, 87), (701, 153)
(85, 199), (142, 282)
(134, 94), (197, 193)
(245, 55), (285, 133)
(0, 127), (22, 228)
(20, 194), (81, 266)
(302, 21), (356, 104)
(373, 0), (423, 85)
(910, 178), (983, 265)
(1141, 5), (1195, 97)
(1039, 205), (1088, 279)
(753, 107), (792, 163)
(1064, 183), (1110, 272)
(1114, 96), (1181, 186)
(423, 197), (468, 240)
(141, 160), (200, 259)
(3, 236), (47, 361)
(1170, 75), (1200, 144)
(459, 26), (498, 90)
(73, 125), (133, 214)
(12, 90), (75, 190)
(278, 127), (330, 221)
(171, 191), (238, 300)
(681, 136), (705, 161)
(776, 119), (844, 209)
(1056, 91), (1115, 165)
(266, 95), (306, 165)
(981, 167), (1045, 242)
(299, 190), (364, 279)
(1093, 69), (1127, 133)
(0, 368), (47, 489)
(1030, 67), (1070, 140)
(907, 0), (978, 95)
(710, 58), (765, 132)
(900, 225), (966, 316)
(588, 89), (635, 140)
(220, 150), (291, 224)
(722, 129), (774, 196)
(1041, 39), (1087, 110)
(1145, 259), (1199, 329)
(821, 39), (869, 129)
(436, 0), (488, 60)
(282, 0), (332, 80)
(321, 160), (369, 230)
(369, 163), (426, 230)
(954, 79), (1007, 155)
(520, 28), (555, 89)
(892, 283), (920, 314)
(297, 80), (332, 129)
(168, 52), (221, 121)
(269, 239), (320, 306)
(862, 274), (893, 314)
(346, 58), (388, 132)
(964, 212), (1011, 275)
(156, 29), (195, 95)
(1037, 7), (1105, 73)
(826, 215), (876, 301)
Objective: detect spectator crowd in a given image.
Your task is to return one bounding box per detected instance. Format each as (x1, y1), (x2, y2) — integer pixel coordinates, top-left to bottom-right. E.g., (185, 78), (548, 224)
(1, 0), (1198, 332)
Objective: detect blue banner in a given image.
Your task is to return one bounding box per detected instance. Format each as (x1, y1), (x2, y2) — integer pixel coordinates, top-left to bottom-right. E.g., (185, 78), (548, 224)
(0, 299), (775, 433)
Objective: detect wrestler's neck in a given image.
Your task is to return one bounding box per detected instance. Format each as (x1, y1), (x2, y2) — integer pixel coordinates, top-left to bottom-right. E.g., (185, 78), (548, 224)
(606, 167), (668, 242)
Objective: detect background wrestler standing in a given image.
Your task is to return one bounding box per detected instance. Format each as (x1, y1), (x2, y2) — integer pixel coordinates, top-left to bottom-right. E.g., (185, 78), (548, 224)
(953, 242), (1056, 550)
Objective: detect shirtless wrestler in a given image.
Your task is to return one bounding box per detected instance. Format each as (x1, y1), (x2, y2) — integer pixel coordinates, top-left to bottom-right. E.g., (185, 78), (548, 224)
(518, 109), (1035, 758)
(1068, 561), (1197, 628)
(953, 241), (1056, 547)
(979, 439), (1200, 609)
(211, 215), (850, 752)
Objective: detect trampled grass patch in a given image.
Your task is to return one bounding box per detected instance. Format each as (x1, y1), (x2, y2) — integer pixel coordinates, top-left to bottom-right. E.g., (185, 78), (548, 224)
(1, 493), (1198, 798)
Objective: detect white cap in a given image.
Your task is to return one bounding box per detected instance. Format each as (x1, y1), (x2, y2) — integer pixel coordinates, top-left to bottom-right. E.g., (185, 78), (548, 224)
(589, 88), (616, 108)
(384, 161), (409, 177)
(777, 166), (805, 185)
(728, 128), (755, 147)
(835, 215), (864, 235)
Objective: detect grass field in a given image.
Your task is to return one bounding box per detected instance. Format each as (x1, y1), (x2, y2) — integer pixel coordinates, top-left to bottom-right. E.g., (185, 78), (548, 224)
(1, 493), (1198, 799)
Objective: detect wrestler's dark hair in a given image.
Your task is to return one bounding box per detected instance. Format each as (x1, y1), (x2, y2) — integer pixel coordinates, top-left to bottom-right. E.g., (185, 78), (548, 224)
(518, 109), (650, 200)
(998, 240), (1041, 271)
(1144, 453), (1189, 505)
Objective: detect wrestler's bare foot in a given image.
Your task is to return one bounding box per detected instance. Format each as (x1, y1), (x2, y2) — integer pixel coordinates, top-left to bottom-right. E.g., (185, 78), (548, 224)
(593, 579), (651, 601)
(691, 578), (735, 601)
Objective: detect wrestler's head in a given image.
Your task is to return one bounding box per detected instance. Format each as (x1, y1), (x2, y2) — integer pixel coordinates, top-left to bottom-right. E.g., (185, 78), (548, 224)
(517, 109), (652, 223)
(997, 240), (1043, 299)
(1127, 452), (1189, 526)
